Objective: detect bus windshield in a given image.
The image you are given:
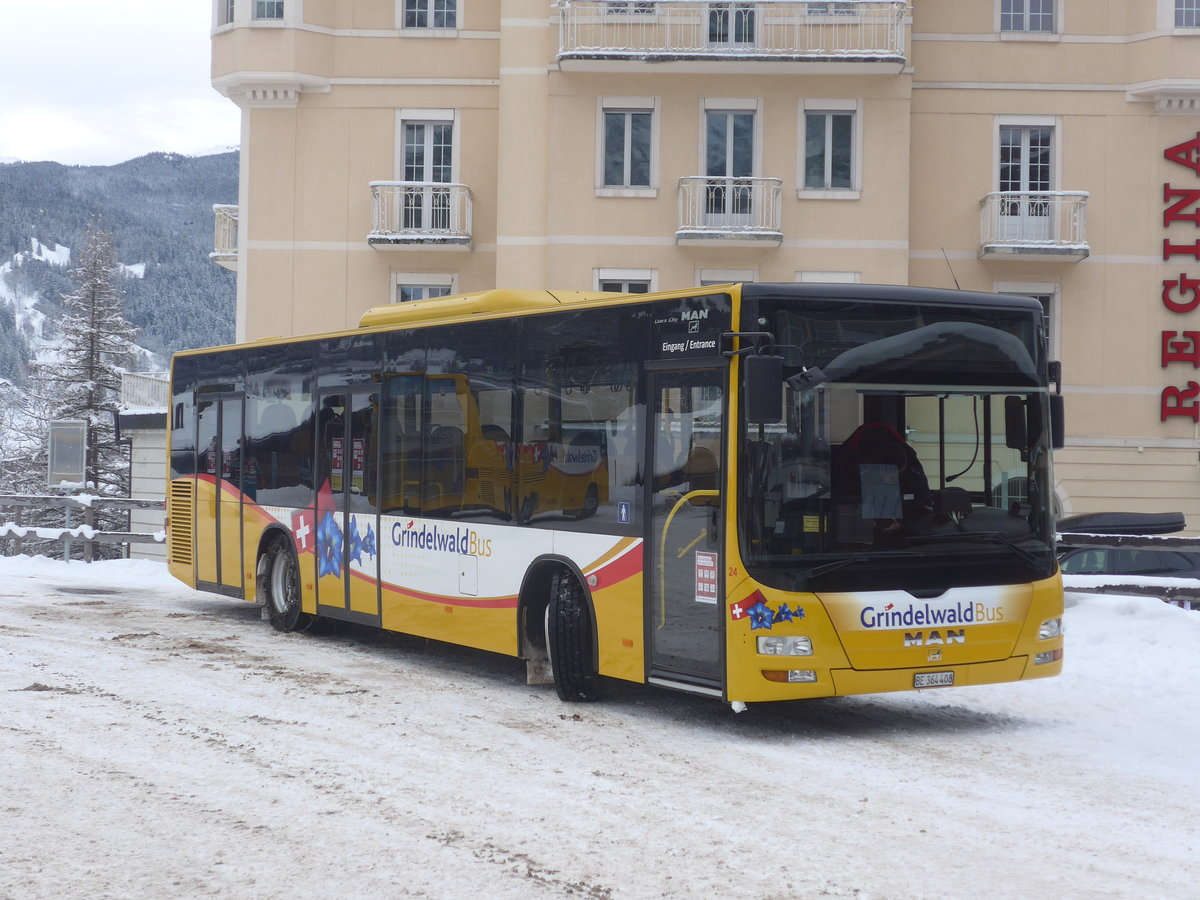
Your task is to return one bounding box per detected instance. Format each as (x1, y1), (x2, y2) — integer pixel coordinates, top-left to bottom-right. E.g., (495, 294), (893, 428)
(740, 294), (1058, 594)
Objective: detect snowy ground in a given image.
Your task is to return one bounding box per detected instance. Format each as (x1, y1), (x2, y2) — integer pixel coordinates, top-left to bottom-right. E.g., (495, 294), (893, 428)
(2, 556), (1198, 900)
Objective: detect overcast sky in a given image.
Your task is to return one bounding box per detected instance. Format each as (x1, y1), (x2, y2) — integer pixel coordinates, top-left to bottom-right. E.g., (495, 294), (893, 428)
(0, 2), (241, 166)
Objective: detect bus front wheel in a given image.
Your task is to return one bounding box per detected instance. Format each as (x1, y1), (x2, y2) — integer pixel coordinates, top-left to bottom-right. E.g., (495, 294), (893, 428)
(545, 570), (598, 701)
(261, 538), (312, 633)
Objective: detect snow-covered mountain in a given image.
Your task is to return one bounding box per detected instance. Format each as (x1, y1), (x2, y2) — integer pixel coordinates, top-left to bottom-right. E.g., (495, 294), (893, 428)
(0, 151), (239, 383)
(0, 238), (158, 379)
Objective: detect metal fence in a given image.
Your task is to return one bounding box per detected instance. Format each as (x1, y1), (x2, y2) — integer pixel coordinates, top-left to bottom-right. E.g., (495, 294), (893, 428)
(557, 0), (909, 61)
(0, 495), (166, 563)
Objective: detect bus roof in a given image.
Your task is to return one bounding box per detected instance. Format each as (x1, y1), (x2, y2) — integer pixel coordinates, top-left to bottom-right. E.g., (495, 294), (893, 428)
(357, 289), (619, 329)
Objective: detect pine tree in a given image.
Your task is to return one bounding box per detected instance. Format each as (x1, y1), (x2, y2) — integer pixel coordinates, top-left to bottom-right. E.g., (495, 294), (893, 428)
(44, 221), (138, 496)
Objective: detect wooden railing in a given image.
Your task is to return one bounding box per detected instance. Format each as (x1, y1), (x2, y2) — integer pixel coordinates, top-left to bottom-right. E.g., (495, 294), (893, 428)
(0, 495), (166, 563)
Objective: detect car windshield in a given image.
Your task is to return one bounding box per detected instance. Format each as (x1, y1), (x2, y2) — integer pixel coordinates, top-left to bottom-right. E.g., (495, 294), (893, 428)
(740, 295), (1058, 593)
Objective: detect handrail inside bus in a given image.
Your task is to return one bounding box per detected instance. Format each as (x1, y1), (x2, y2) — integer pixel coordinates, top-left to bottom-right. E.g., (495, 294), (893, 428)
(657, 489), (720, 627)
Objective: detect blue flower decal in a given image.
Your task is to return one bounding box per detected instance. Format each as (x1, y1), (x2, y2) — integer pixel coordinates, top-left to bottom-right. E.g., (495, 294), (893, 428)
(773, 603), (795, 624)
(363, 523), (377, 560)
(317, 509), (343, 579)
(348, 515), (363, 566)
(748, 600), (774, 630)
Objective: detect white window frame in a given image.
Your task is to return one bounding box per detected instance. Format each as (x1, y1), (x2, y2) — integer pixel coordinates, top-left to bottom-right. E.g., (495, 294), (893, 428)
(993, 115), (1060, 192)
(596, 97), (659, 198)
(397, 0), (460, 33)
(395, 108), (459, 183)
(1170, 0), (1200, 29)
(595, 268), (657, 293)
(698, 268), (755, 287)
(218, 0), (302, 27)
(392, 272), (456, 304)
(797, 271), (861, 284)
(798, 98), (861, 200)
(700, 97), (762, 177)
(997, 0), (1061, 38)
(996, 280), (1059, 361)
(253, 0), (286, 21)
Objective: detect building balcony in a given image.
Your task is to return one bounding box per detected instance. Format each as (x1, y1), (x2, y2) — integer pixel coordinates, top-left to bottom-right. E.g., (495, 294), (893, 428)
(120, 371), (170, 413)
(556, 0), (908, 73)
(979, 192), (1089, 262)
(677, 176), (783, 246)
(368, 182), (473, 250)
(210, 204), (239, 271)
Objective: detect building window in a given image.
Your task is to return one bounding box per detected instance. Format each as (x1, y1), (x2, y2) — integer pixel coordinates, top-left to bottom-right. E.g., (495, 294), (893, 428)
(603, 110), (652, 188)
(404, 0), (457, 29)
(396, 284), (452, 303)
(1001, 0), (1054, 33)
(698, 269), (754, 286)
(1179, 0), (1200, 27)
(606, 1), (654, 12)
(219, 0), (235, 26)
(708, 4), (755, 46)
(998, 282), (1057, 358)
(998, 124), (1054, 240)
(597, 268), (654, 293)
(402, 120), (454, 230)
(808, 3), (855, 14)
(804, 110), (854, 190)
(254, 0), (284, 20)
(599, 280), (650, 294)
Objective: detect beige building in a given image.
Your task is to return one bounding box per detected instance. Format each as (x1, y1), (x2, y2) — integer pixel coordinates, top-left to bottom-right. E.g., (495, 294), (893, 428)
(209, 0), (1200, 524)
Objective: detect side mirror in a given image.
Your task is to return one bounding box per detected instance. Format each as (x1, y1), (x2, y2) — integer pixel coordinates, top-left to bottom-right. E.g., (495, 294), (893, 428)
(1049, 393), (1065, 450)
(744, 355), (784, 424)
(1004, 396), (1027, 450)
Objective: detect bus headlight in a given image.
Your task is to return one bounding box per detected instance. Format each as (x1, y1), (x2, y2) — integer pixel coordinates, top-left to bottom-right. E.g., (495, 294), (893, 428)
(757, 636), (812, 656)
(1038, 617), (1063, 640)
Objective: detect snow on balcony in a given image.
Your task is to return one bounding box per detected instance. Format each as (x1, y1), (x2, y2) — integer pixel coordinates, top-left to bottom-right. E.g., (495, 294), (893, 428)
(557, 0), (908, 69)
(120, 372), (170, 413)
(368, 182), (473, 250)
(979, 191), (1089, 262)
(677, 176), (783, 246)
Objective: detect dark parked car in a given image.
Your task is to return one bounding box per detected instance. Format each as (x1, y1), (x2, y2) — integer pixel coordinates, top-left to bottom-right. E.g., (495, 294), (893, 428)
(1058, 545), (1200, 578)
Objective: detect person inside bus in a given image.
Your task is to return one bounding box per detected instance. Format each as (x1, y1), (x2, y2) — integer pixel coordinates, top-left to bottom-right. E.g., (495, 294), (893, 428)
(840, 422), (930, 544)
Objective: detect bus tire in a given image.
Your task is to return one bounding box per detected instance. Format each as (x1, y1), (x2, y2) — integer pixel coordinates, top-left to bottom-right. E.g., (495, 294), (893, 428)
(546, 569), (598, 701)
(262, 537), (311, 633)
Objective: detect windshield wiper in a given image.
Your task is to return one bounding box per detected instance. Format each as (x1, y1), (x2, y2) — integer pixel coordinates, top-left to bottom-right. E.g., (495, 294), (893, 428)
(907, 531), (1044, 566)
(804, 550), (923, 579)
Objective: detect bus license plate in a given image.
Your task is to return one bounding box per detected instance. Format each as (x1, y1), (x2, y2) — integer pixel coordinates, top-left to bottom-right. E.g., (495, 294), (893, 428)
(914, 671), (954, 688)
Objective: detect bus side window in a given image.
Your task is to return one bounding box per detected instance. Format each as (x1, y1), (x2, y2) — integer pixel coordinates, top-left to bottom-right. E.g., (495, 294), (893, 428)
(381, 375), (424, 515)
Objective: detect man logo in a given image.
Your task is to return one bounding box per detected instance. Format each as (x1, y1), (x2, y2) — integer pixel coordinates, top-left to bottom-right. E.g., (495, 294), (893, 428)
(904, 629), (965, 647)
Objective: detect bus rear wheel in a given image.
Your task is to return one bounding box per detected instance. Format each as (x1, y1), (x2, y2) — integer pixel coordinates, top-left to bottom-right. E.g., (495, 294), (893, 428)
(261, 538), (312, 633)
(545, 569), (598, 701)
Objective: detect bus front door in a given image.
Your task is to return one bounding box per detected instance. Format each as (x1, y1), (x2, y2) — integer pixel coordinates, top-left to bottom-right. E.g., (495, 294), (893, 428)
(647, 368), (724, 691)
(315, 388), (382, 624)
(195, 394), (244, 594)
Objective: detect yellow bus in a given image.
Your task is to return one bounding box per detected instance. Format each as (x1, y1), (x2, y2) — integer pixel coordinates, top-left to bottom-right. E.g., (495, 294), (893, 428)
(166, 283), (1064, 707)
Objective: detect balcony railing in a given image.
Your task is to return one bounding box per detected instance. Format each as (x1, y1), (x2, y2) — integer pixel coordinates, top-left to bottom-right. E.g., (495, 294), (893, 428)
(210, 204), (238, 271)
(120, 372), (170, 412)
(369, 181), (473, 248)
(677, 176), (783, 245)
(557, 1), (908, 65)
(979, 191), (1090, 261)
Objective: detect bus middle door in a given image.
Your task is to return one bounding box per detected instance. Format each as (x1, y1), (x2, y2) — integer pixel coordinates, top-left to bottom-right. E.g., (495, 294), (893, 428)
(647, 367), (724, 693)
(195, 393), (245, 595)
(315, 388), (382, 624)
